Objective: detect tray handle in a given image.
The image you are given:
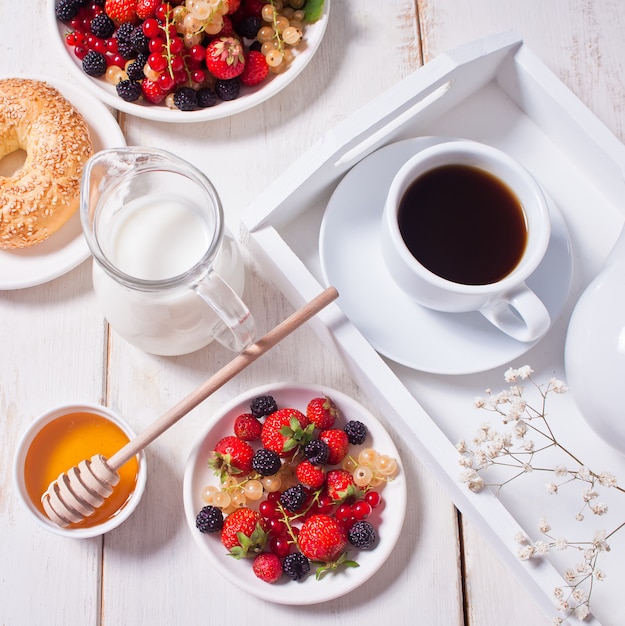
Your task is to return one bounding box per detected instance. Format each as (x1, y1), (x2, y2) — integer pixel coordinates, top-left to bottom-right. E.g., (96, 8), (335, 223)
(333, 80), (452, 170)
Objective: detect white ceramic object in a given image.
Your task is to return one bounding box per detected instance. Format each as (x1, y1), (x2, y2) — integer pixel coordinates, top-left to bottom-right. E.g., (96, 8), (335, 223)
(0, 74), (126, 290)
(380, 139), (551, 343)
(81, 147), (254, 355)
(183, 382), (407, 605)
(13, 402), (147, 539)
(48, 0), (330, 123)
(319, 137), (572, 375)
(565, 224), (625, 453)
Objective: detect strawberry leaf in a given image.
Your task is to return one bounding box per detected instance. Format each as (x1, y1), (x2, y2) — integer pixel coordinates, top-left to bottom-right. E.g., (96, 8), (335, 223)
(313, 552), (359, 580)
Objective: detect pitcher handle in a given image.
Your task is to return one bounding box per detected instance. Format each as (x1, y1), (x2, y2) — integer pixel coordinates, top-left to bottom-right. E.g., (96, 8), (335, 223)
(193, 270), (255, 352)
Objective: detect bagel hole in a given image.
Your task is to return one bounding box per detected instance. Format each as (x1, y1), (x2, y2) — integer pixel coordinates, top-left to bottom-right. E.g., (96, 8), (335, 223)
(0, 149), (27, 177)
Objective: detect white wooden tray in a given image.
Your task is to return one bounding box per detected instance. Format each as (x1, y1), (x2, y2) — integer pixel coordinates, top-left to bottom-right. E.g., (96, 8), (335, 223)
(242, 32), (625, 625)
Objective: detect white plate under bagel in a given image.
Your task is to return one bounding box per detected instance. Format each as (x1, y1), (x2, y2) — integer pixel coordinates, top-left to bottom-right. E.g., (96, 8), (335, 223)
(183, 382), (406, 605)
(0, 74), (126, 290)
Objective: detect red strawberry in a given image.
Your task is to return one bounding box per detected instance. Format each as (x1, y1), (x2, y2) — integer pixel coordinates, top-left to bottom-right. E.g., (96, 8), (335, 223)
(135, 0), (159, 19)
(319, 428), (349, 464)
(205, 36), (246, 80)
(233, 413), (262, 441)
(240, 50), (268, 86)
(325, 469), (363, 503)
(306, 395), (339, 430)
(140, 78), (167, 104)
(296, 460), (326, 489)
(105, 0), (138, 24)
(209, 435), (254, 479)
(221, 507), (267, 558)
(252, 552), (282, 583)
(260, 408), (314, 457)
(298, 514), (348, 562)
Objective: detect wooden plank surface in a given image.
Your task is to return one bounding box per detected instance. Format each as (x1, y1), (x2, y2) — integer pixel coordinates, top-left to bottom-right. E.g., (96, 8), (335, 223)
(2, 1), (624, 624)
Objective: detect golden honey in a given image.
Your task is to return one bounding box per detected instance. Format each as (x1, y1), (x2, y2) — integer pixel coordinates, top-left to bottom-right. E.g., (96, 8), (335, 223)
(24, 411), (139, 529)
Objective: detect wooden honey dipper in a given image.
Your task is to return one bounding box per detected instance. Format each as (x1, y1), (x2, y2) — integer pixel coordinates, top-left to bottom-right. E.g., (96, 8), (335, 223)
(41, 287), (339, 528)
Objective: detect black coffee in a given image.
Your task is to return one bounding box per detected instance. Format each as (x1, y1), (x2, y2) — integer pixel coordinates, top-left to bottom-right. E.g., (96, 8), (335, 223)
(397, 164), (528, 285)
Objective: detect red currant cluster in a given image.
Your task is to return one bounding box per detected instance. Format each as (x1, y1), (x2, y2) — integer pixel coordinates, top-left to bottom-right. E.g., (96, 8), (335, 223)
(56, 0), (317, 111)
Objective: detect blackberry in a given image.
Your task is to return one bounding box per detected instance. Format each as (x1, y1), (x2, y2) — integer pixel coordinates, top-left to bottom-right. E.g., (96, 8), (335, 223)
(90, 13), (115, 39)
(348, 520), (377, 549)
(282, 552), (310, 580)
(82, 50), (107, 77)
(250, 395), (278, 419)
(279, 484), (307, 513)
(237, 15), (262, 40)
(195, 505), (224, 533)
(251, 448), (281, 476)
(126, 59), (146, 82)
(215, 78), (240, 101)
(116, 79), (142, 102)
(248, 40), (262, 53)
(173, 87), (199, 111)
(118, 41), (135, 60)
(116, 22), (135, 44)
(304, 438), (330, 465)
(344, 420), (367, 445)
(197, 87), (218, 108)
(55, 0), (81, 22)
(130, 27), (150, 54)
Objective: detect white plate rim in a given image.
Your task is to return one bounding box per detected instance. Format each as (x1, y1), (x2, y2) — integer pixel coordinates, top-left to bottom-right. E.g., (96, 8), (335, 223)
(182, 382), (407, 605)
(0, 73), (126, 290)
(319, 136), (573, 375)
(48, 0), (331, 123)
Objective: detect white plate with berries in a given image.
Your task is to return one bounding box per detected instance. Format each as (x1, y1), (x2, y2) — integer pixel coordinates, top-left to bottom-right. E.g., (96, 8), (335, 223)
(49, 0), (329, 123)
(183, 382), (406, 604)
(0, 73), (126, 290)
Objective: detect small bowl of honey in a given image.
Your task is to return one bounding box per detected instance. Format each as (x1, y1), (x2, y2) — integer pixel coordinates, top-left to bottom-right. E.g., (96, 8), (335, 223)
(13, 402), (147, 538)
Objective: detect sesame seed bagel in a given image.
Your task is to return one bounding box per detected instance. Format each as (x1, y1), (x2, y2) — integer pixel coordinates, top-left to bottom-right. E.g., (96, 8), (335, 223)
(0, 78), (93, 249)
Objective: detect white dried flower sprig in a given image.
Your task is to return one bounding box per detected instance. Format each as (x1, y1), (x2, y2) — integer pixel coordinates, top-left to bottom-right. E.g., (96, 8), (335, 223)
(457, 366), (625, 623)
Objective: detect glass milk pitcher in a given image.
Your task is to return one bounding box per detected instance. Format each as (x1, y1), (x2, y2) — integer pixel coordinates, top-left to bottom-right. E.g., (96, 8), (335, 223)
(80, 147), (255, 356)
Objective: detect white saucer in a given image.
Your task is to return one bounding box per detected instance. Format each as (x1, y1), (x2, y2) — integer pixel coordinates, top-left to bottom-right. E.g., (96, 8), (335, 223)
(319, 137), (573, 375)
(0, 75), (126, 290)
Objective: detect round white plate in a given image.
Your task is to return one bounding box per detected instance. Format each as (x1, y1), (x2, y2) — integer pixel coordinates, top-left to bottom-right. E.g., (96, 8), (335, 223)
(183, 382), (406, 605)
(0, 74), (126, 290)
(319, 137), (573, 375)
(49, 0), (330, 123)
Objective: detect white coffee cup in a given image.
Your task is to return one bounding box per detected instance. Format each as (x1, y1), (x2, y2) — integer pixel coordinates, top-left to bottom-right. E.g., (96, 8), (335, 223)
(380, 140), (551, 343)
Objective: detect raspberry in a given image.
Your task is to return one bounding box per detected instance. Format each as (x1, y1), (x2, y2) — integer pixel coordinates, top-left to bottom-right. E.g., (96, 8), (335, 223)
(195, 505), (224, 533)
(249, 395), (278, 418)
(173, 87), (199, 111)
(303, 438), (329, 465)
(279, 484), (307, 513)
(116, 79), (142, 102)
(251, 448), (281, 476)
(348, 520), (377, 549)
(197, 87), (217, 108)
(90, 13), (116, 38)
(344, 420), (367, 445)
(82, 50), (107, 77)
(215, 77), (240, 101)
(282, 552), (310, 580)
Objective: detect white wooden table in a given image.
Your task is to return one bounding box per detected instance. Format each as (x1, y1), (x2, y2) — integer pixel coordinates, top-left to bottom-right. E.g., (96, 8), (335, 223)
(2, 2), (624, 624)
